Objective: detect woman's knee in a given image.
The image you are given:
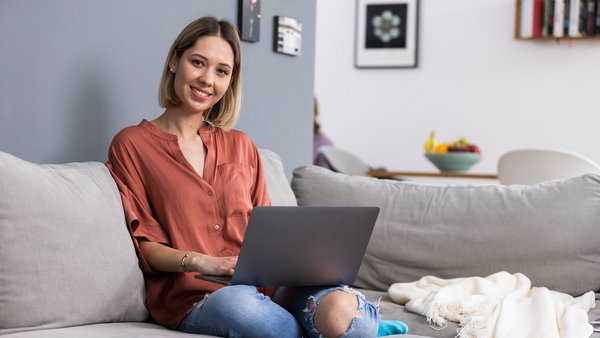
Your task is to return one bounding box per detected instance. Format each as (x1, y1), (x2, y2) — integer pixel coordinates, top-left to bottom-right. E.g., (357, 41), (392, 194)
(200, 285), (303, 338)
(205, 285), (268, 313)
(312, 287), (379, 338)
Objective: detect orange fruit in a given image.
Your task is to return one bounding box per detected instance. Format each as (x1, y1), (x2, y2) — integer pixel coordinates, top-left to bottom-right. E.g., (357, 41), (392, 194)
(434, 144), (449, 153)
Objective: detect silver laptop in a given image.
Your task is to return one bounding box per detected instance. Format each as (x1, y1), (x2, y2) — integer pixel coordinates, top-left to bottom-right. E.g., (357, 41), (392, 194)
(195, 206), (379, 287)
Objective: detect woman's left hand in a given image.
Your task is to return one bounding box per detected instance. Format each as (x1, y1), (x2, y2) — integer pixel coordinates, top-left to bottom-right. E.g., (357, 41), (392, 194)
(188, 253), (237, 276)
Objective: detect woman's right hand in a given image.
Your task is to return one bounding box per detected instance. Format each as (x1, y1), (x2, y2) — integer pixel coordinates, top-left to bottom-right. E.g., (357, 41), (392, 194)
(189, 253), (237, 276)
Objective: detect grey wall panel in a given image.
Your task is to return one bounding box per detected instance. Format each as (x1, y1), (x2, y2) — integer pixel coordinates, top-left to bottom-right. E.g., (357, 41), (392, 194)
(0, 0), (314, 178)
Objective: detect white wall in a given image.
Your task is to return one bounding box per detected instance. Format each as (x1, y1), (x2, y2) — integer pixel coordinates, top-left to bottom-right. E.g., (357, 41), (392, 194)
(315, 0), (600, 173)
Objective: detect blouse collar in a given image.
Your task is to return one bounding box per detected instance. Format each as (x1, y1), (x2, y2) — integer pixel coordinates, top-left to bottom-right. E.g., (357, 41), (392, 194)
(139, 119), (216, 141)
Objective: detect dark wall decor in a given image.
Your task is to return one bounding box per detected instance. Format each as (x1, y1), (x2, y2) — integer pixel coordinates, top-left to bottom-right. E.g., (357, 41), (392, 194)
(238, 0), (261, 42)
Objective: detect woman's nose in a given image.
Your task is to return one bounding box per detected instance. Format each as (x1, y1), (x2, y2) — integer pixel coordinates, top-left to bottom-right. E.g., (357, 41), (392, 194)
(198, 70), (213, 87)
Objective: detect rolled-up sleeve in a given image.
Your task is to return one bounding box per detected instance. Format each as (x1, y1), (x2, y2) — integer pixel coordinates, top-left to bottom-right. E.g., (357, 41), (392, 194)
(106, 133), (170, 272)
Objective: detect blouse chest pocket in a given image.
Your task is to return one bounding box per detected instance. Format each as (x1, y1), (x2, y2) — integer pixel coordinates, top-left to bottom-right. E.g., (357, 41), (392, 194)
(217, 163), (255, 217)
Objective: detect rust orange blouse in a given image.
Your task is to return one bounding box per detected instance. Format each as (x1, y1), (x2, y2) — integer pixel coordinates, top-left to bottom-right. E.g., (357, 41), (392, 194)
(106, 119), (271, 329)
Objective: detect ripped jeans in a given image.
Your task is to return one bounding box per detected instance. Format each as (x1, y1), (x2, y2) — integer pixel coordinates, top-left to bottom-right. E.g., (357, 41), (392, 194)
(177, 285), (379, 338)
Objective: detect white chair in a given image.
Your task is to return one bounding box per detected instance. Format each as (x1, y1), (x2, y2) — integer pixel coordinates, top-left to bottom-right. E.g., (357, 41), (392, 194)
(319, 146), (371, 176)
(497, 148), (600, 185)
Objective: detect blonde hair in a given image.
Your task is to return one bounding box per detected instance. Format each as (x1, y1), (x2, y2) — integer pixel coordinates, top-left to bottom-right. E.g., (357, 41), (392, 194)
(158, 17), (242, 130)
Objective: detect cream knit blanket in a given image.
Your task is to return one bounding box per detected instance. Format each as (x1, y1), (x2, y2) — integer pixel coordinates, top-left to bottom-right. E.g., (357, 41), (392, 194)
(388, 272), (595, 338)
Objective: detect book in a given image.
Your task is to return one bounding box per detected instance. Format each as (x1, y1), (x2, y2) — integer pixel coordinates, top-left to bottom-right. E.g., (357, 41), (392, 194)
(521, 0), (534, 38)
(554, 0), (565, 36)
(580, 0), (588, 35)
(596, 0), (600, 33)
(533, 0), (545, 36)
(595, 0), (600, 34)
(569, 0), (581, 36)
(564, 0), (571, 34)
(587, 0), (597, 34)
(543, 0), (555, 36)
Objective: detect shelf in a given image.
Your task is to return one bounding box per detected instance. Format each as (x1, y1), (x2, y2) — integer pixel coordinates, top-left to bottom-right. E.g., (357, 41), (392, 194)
(515, 0), (600, 41)
(516, 35), (600, 40)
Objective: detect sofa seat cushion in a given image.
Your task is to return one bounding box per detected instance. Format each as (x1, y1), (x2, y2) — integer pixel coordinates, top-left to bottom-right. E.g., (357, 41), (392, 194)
(0, 322), (213, 338)
(291, 165), (600, 297)
(0, 152), (147, 334)
(0, 321), (430, 338)
(361, 289), (455, 338)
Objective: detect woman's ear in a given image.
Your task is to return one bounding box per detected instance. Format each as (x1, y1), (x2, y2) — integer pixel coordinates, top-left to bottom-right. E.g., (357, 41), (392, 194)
(169, 53), (178, 73)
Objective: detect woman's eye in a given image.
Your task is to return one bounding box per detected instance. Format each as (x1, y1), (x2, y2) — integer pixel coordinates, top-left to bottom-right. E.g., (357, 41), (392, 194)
(192, 59), (204, 67)
(217, 69), (230, 76)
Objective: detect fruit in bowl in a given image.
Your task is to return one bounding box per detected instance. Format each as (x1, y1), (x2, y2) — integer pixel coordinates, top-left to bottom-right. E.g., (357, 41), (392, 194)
(424, 132), (482, 173)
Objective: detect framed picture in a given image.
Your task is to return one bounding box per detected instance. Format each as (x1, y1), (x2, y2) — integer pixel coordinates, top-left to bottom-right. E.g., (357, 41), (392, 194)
(238, 0), (261, 42)
(355, 0), (419, 68)
(273, 16), (302, 56)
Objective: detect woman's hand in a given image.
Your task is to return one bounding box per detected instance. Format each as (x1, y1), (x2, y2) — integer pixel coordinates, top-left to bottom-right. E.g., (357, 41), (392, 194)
(137, 239), (237, 275)
(189, 253), (237, 276)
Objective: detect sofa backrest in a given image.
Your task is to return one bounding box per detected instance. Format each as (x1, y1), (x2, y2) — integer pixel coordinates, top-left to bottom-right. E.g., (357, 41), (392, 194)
(0, 151), (148, 334)
(291, 165), (600, 296)
(258, 149), (297, 206)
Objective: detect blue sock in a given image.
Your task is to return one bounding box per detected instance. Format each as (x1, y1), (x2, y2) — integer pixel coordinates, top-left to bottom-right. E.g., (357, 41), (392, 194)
(377, 319), (408, 336)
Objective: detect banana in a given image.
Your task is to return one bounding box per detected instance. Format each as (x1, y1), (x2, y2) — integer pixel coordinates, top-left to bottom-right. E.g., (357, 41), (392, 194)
(424, 131), (437, 153)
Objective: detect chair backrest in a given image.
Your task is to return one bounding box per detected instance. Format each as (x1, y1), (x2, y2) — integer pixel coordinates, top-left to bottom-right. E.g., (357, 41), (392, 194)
(319, 146), (371, 176)
(497, 148), (600, 185)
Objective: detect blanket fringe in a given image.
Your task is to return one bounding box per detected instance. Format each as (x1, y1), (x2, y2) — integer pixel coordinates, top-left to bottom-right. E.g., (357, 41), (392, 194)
(424, 298), (493, 338)
(455, 315), (489, 338)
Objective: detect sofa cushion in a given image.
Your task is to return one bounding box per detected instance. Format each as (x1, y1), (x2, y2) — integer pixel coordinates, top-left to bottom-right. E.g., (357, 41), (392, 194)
(291, 165), (600, 296)
(360, 289), (454, 338)
(0, 152), (147, 334)
(259, 149), (297, 206)
(0, 322), (215, 338)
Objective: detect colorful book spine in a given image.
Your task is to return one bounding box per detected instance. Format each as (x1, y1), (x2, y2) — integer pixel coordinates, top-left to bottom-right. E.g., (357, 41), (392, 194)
(554, 0), (565, 36)
(580, 0), (588, 35)
(596, 0), (600, 34)
(596, 0), (600, 33)
(533, 0), (545, 36)
(587, 0), (597, 34)
(569, 0), (581, 36)
(564, 0), (571, 34)
(531, 0), (544, 38)
(521, 0), (534, 38)
(543, 0), (555, 36)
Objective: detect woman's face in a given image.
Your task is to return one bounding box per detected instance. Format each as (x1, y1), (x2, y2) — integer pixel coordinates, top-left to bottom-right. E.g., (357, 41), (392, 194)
(170, 35), (234, 115)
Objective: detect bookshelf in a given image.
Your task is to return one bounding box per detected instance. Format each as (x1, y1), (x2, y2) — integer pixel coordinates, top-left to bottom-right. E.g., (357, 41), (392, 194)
(515, 0), (600, 40)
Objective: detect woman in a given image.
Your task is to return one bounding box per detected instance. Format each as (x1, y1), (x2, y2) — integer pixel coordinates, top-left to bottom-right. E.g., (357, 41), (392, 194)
(107, 17), (400, 338)
(313, 96), (334, 168)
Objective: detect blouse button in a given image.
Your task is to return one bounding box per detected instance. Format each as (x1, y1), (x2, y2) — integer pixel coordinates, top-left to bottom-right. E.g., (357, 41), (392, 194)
(214, 224), (221, 230)
(207, 190), (213, 197)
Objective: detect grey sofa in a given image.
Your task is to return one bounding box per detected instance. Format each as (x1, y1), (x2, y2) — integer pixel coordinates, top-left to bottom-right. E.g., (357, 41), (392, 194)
(1, 149), (599, 338)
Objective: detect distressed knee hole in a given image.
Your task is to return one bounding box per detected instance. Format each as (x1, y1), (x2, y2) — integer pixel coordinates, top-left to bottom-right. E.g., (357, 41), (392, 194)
(354, 309), (364, 319)
(337, 289), (364, 319)
(306, 296), (316, 311)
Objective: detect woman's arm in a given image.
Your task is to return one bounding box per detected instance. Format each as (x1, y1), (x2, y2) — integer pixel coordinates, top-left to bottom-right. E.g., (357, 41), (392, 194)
(138, 239), (237, 275)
